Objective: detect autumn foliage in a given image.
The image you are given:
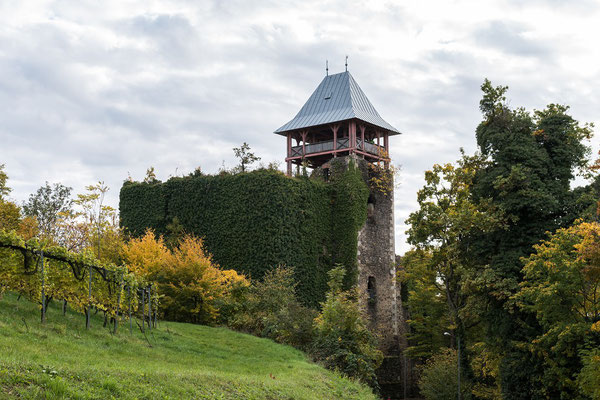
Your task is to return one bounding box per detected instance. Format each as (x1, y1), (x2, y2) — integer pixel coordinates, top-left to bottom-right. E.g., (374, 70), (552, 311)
(122, 230), (248, 324)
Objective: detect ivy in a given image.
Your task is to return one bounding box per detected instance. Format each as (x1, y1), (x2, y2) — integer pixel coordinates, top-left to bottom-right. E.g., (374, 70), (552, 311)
(120, 166), (369, 307)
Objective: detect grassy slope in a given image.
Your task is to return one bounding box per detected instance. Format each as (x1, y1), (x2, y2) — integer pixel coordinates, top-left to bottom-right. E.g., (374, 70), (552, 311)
(0, 292), (377, 400)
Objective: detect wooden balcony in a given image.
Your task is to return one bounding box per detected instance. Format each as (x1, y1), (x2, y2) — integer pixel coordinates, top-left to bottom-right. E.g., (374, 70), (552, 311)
(289, 138), (384, 158)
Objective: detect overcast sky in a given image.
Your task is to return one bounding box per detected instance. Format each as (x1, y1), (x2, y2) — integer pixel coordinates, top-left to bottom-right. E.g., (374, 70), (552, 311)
(1, 0), (599, 254)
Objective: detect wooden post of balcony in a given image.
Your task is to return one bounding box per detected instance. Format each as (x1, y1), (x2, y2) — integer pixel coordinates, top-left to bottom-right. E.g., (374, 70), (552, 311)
(301, 131), (307, 157)
(376, 131), (381, 163)
(332, 125), (339, 156)
(349, 121), (356, 154)
(384, 132), (390, 168)
(287, 132), (292, 176)
(384, 132), (389, 153)
(360, 125), (366, 151)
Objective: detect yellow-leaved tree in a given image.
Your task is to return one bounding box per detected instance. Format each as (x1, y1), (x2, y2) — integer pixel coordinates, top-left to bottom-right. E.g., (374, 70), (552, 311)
(122, 230), (248, 324)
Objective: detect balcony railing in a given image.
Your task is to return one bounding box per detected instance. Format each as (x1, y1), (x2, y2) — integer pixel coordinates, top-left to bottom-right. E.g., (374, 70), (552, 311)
(290, 138), (384, 158)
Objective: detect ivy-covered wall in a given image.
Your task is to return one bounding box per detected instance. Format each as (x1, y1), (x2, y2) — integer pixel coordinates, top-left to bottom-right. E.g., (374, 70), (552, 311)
(120, 163), (368, 307)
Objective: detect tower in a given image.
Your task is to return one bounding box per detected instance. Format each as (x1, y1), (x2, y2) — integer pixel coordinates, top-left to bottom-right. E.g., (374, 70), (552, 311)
(274, 71), (400, 175)
(275, 70), (408, 396)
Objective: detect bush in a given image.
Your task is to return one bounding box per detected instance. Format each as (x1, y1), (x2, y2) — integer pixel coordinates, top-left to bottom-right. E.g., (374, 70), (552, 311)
(418, 348), (472, 400)
(227, 265), (316, 350)
(310, 265), (383, 388)
(122, 230), (249, 324)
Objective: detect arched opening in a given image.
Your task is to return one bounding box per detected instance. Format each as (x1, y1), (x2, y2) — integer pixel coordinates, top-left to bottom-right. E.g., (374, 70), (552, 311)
(367, 194), (376, 218)
(367, 276), (377, 316)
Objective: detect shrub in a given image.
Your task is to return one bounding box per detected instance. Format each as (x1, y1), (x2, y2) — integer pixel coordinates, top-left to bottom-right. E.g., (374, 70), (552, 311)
(227, 265), (316, 350)
(122, 230), (249, 324)
(310, 265), (383, 388)
(418, 348), (472, 400)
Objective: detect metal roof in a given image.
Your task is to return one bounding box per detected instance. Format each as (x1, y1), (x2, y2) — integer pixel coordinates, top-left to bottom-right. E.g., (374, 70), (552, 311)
(274, 71), (400, 135)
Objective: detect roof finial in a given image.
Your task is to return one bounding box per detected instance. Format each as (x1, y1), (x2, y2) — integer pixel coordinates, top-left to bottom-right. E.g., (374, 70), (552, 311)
(326, 60), (329, 76)
(345, 55), (348, 72)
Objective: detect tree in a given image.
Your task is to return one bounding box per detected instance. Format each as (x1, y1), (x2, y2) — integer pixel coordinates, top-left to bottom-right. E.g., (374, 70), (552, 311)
(143, 167), (159, 184)
(0, 200), (21, 232)
(233, 142), (260, 173)
(73, 182), (122, 263)
(22, 182), (72, 240)
(406, 152), (501, 369)
(0, 164), (10, 200)
(0, 165), (37, 236)
(472, 81), (592, 322)
(399, 249), (450, 362)
(469, 80), (593, 397)
(0, 165), (21, 232)
(515, 221), (600, 398)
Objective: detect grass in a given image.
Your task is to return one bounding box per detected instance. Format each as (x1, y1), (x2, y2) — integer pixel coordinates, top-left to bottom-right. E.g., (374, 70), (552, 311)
(0, 292), (378, 399)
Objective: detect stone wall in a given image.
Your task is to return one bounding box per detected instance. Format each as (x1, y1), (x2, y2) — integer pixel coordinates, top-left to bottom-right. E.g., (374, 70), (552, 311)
(314, 155), (415, 398)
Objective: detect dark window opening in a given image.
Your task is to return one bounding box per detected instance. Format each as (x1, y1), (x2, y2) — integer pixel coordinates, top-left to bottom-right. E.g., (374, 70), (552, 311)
(367, 276), (377, 306)
(367, 194), (375, 219)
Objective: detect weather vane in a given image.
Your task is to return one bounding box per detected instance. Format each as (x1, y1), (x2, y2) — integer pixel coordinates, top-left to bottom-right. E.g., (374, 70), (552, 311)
(345, 55), (348, 72)
(326, 60), (329, 76)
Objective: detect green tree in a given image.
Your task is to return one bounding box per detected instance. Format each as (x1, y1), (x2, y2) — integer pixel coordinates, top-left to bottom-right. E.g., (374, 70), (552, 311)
(406, 151), (501, 379)
(23, 182), (72, 240)
(233, 142), (260, 173)
(469, 80), (593, 398)
(0, 165), (21, 232)
(0, 164), (10, 200)
(74, 182), (122, 264)
(515, 221), (600, 398)
(143, 167), (159, 184)
(399, 249), (450, 362)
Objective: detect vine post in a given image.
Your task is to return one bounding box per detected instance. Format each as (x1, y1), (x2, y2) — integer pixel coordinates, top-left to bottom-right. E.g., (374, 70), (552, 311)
(153, 295), (157, 328)
(113, 271), (122, 334)
(128, 285), (132, 334)
(140, 288), (145, 333)
(86, 265), (92, 330)
(147, 286), (152, 331)
(40, 251), (46, 324)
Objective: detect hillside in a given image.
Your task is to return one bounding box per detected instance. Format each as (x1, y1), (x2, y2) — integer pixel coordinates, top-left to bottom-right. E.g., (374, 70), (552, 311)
(0, 292), (377, 400)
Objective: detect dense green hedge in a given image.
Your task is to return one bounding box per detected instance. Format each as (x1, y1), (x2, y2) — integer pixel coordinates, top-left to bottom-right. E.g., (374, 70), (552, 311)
(120, 166), (368, 307)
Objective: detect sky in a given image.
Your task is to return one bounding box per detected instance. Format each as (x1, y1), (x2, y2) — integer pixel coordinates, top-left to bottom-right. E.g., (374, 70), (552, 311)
(1, 0), (600, 254)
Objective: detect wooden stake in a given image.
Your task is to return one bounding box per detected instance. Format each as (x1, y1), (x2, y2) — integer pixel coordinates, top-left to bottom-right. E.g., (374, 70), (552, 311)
(128, 285), (132, 334)
(141, 288), (145, 333)
(40, 251), (46, 324)
(86, 265), (92, 330)
(114, 273), (122, 334)
(147, 286), (152, 331)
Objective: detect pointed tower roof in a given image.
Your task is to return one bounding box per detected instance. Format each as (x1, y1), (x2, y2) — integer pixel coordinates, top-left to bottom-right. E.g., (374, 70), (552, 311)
(274, 71), (400, 135)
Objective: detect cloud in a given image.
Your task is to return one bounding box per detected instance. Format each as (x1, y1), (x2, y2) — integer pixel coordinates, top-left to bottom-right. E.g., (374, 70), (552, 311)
(474, 21), (551, 57)
(0, 0), (599, 255)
